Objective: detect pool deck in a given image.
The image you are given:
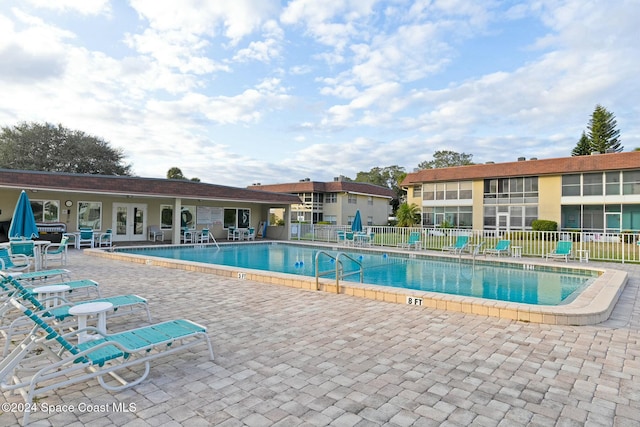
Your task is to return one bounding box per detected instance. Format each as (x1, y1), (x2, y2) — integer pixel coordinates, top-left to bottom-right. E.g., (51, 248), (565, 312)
(2, 248), (639, 425)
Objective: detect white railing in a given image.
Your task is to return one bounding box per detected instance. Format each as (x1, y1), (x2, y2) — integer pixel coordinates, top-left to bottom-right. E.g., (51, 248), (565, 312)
(290, 224), (640, 263)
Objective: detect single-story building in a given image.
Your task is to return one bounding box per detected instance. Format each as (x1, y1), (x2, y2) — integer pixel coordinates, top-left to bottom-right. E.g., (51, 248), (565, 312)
(0, 169), (300, 244)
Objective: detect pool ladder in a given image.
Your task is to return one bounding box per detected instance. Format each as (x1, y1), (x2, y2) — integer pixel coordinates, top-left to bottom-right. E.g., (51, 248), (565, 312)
(315, 251), (363, 293)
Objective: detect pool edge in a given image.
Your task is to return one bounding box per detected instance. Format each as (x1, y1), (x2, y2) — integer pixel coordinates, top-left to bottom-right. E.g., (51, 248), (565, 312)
(85, 245), (628, 326)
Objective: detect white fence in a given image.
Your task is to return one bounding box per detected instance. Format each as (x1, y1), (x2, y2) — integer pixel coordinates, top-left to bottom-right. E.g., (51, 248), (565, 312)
(290, 224), (640, 263)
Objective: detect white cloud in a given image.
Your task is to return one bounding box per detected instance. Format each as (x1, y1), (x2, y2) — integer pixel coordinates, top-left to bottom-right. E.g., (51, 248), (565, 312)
(24, 0), (111, 16)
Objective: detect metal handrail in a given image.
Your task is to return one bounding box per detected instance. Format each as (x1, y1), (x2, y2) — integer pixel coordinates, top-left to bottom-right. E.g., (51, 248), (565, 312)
(315, 251), (363, 293)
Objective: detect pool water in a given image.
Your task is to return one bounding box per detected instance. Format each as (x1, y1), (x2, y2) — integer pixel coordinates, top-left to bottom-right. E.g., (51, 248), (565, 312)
(119, 243), (596, 305)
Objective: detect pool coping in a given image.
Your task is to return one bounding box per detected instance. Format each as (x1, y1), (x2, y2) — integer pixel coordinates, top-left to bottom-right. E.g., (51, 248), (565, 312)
(86, 242), (628, 325)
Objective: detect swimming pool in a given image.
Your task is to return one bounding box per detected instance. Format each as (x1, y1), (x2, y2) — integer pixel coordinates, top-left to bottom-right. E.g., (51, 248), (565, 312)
(117, 242), (596, 306)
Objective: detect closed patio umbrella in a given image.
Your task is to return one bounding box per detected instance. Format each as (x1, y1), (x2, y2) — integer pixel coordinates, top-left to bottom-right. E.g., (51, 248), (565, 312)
(351, 210), (362, 233)
(8, 190), (39, 240)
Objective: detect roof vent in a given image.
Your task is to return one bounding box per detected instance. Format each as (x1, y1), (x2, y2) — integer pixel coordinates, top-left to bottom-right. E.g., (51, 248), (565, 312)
(486, 161), (495, 164)
(517, 157), (526, 161)
(529, 157), (537, 161)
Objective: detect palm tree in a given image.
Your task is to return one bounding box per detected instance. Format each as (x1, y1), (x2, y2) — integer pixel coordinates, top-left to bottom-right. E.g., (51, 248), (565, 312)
(396, 203), (420, 227)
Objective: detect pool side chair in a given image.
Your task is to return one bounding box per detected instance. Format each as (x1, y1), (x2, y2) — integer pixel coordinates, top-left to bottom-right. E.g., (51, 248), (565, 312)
(97, 229), (113, 248)
(1, 297), (214, 426)
(13, 268), (72, 284)
(42, 236), (70, 268)
(8, 241), (37, 271)
(246, 227), (256, 241)
(484, 240), (511, 257)
(198, 228), (210, 243)
(0, 275), (100, 300)
(0, 248), (31, 273)
(398, 231), (421, 250)
(442, 235), (469, 254)
(546, 240), (573, 262)
(0, 274), (151, 356)
(345, 231), (355, 246)
(77, 228), (95, 249)
(148, 225), (164, 242)
(336, 230), (346, 245)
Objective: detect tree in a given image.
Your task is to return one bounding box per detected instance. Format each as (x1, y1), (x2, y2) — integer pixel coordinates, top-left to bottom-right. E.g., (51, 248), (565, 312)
(417, 150), (474, 170)
(167, 167), (186, 179)
(396, 203), (420, 227)
(587, 104), (622, 153)
(354, 165), (406, 212)
(0, 122), (132, 175)
(572, 131), (591, 156)
(167, 167), (200, 181)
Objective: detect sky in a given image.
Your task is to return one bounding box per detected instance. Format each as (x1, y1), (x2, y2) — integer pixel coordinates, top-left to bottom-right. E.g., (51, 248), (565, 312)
(0, 1), (638, 187)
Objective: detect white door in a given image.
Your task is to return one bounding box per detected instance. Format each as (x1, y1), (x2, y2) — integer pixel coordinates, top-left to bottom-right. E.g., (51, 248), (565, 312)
(113, 203), (147, 242)
(497, 213), (510, 235)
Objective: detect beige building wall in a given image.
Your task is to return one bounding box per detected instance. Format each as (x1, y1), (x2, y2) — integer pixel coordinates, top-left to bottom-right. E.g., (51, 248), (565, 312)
(472, 180), (485, 230)
(538, 176), (562, 224)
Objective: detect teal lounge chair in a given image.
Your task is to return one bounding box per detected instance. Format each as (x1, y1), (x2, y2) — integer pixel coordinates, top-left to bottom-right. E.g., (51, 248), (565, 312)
(0, 274), (151, 356)
(484, 240), (511, 257)
(12, 268), (72, 284)
(398, 231), (421, 250)
(1, 297), (214, 426)
(442, 235), (469, 254)
(546, 240), (573, 262)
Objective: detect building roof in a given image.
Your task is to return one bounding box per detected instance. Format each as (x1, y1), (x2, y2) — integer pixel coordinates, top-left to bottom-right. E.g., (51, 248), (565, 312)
(402, 151), (640, 186)
(247, 180), (397, 199)
(0, 169), (300, 204)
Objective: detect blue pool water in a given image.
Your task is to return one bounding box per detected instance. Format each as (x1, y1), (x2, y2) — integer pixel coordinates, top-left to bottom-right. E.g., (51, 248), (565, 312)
(119, 243), (596, 305)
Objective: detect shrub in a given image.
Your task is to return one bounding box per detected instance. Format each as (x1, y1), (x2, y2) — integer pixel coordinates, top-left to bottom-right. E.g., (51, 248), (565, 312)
(531, 220), (557, 231)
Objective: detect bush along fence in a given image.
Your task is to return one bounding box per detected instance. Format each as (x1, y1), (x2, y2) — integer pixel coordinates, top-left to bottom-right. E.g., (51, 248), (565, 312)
(290, 224), (640, 263)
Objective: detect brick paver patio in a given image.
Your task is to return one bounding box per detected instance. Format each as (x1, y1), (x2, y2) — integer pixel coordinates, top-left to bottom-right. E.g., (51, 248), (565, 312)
(2, 250), (639, 426)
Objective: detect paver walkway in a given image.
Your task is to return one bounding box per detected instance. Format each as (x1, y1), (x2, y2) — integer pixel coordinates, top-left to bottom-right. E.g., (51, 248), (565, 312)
(2, 251), (639, 426)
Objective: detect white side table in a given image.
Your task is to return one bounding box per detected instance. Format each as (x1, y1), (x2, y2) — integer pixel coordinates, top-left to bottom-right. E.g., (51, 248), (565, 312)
(576, 249), (589, 263)
(511, 246), (522, 258)
(69, 302), (113, 343)
(32, 284), (71, 308)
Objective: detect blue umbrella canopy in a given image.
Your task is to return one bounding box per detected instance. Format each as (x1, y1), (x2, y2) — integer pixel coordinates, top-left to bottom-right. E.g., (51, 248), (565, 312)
(351, 210), (363, 232)
(8, 190), (39, 239)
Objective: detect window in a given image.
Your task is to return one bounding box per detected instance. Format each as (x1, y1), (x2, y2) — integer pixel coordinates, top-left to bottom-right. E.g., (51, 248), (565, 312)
(562, 174), (581, 196)
(435, 183), (445, 200)
(180, 205), (196, 229)
(422, 183), (434, 200)
(160, 205), (173, 229)
(367, 216), (373, 226)
(412, 186), (421, 198)
(325, 194), (337, 203)
(348, 194), (357, 204)
(623, 170), (640, 195)
(423, 206), (471, 228)
(78, 201), (102, 230)
(368, 196), (373, 206)
(525, 206), (538, 227)
(583, 173), (603, 196)
(485, 177), (538, 203)
(30, 200), (59, 222)
(224, 208), (250, 228)
(606, 172), (620, 195)
(325, 215), (337, 224)
(459, 181), (472, 199)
